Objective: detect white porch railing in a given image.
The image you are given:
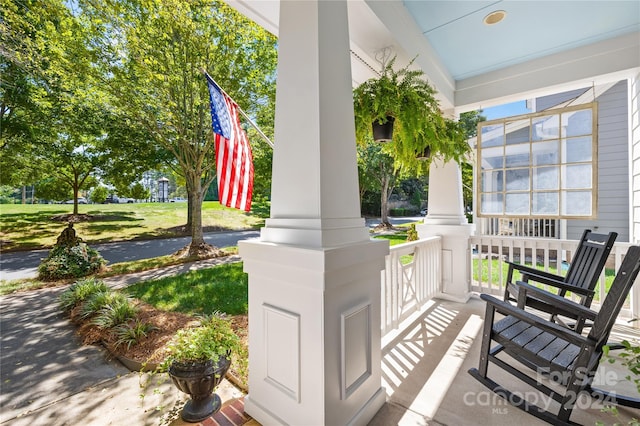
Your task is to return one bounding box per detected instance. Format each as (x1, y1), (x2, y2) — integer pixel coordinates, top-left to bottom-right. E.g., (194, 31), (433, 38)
(469, 235), (638, 323)
(478, 217), (560, 238)
(380, 235), (639, 337)
(380, 236), (441, 337)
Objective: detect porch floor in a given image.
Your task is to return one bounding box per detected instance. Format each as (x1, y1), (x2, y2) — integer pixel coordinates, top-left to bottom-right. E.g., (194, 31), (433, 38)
(370, 294), (640, 425)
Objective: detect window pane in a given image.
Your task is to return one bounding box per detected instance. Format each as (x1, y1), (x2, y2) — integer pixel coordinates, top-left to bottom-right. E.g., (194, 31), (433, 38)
(562, 109), (592, 137)
(532, 140), (558, 165)
(533, 192), (558, 215)
(481, 193), (503, 214)
(562, 191), (592, 216)
(505, 119), (530, 145)
(506, 169), (529, 191)
(481, 124), (504, 147)
(563, 136), (592, 163)
(505, 193), (529, 215)
(533, 167), (558, 190)
(481, 146), (504, 169)
(477, 104), (595, 219)
(505, 144), (529, 168)
(482, 170), (503, 192)
(562, 164), (591, 189)
(532, 114), (559, 141)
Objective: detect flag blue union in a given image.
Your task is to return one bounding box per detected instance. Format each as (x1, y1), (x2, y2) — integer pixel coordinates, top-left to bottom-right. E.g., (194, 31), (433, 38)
(207, 77), (232, 140)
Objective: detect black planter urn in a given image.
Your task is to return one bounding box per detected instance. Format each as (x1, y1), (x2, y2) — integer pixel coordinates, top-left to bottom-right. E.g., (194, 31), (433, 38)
(372, 116), (395, 142)
(168, 356), (231, 422)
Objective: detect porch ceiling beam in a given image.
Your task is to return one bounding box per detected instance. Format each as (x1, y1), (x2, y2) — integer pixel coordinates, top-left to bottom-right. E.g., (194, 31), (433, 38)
(454, 32), (640, 113)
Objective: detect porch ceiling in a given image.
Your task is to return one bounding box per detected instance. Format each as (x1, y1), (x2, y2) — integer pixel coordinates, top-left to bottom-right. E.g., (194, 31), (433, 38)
(225, 0), (640, 114)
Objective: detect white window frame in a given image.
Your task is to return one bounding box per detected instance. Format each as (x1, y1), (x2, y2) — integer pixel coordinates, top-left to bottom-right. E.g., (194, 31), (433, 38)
(476, 103), (598, 219)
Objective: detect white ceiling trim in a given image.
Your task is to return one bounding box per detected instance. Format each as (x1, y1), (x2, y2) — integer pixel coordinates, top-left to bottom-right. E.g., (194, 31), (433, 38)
(454, 32), (640, 113)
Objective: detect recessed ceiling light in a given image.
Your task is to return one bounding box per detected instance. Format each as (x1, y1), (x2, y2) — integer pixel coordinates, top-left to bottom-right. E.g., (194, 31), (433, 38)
(484, 10), (506, 25)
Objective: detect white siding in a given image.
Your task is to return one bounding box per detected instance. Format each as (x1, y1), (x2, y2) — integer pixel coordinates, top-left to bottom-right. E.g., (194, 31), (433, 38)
(567, 81), (630, 241)
(632, 73), (640, 243)
(536, 82), (631, 242)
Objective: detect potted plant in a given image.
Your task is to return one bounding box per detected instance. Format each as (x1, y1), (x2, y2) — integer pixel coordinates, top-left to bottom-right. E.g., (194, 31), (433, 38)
(161, 314), (241, 422)
(353, 55), (470, 167)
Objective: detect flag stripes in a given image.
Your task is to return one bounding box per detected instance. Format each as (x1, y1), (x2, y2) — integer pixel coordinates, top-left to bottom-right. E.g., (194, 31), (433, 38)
(206, 74), (254, 212)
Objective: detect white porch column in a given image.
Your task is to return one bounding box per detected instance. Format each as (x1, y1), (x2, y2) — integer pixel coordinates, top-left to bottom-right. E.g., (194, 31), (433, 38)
(417, 159), (474, 302)
(239, 1), (389, 425)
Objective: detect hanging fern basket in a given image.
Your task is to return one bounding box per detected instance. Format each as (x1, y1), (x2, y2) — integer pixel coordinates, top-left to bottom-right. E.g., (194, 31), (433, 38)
(372, 116), (395, 142)
(416, 146), (431, 161)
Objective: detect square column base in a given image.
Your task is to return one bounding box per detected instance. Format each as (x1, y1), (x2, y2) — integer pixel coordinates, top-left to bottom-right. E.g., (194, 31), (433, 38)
(417, 223), (474, 303)
(239, 238), (389, 425)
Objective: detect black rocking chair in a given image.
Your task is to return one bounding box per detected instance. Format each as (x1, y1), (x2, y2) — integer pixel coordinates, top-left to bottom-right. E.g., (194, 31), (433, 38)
(504, 229), (617, 332)
(470, 245), (640, 425)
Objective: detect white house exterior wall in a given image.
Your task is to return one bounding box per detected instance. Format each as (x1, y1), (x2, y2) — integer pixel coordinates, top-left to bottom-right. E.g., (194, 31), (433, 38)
(566, 81), (630, 241)
(535, 81), (631, 242)
(632, 73), (640, 243)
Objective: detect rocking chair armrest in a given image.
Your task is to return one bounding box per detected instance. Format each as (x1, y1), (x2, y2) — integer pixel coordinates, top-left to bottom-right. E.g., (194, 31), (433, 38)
(515, 281), (598, 321)
(513, 276), (595, 297)
(506, 261), (564, 282)
(479, 293), (590, 347)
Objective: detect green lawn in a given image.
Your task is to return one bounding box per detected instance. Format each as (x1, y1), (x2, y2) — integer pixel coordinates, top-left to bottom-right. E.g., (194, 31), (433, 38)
(0, 201), (265, 251)
(126, 262), (248, 316)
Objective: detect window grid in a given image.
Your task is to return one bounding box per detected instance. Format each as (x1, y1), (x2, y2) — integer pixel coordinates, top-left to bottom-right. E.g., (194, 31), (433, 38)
(477, 103), (597, 219)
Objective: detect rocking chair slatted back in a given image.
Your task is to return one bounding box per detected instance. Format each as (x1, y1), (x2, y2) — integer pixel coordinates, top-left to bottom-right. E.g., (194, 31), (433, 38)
(562, 229), (618, 304)
(504, 229), (617, 331)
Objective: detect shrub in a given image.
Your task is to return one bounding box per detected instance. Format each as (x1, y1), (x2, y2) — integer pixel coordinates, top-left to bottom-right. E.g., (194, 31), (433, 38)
(80, 290), (122, 319)
(38, 243), (106, 281)
(59, 278), (109, 312)
(160, 313), (241, 371)
(114, 320), (157, 350)
(91, 295), (138, 329)
(406, 224), (418, 241)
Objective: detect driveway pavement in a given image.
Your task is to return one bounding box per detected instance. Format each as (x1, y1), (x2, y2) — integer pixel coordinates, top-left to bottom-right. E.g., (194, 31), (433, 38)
(0, 217), (422, 282)
(0, 230), (260, 282)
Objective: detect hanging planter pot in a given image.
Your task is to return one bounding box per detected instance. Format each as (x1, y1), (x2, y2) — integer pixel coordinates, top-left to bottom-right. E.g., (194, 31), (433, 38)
(416, 146), (431, 161)
(372, 116), (395, 142)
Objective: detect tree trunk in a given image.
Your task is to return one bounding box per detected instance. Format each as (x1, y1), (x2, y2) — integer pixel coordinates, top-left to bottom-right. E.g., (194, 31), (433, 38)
(183, 171), (220, 258)
(186, 195), (193, 230)
(189, 176), (205, 246)
(73, 174), (79, 215)
(380, 175), (392, 228)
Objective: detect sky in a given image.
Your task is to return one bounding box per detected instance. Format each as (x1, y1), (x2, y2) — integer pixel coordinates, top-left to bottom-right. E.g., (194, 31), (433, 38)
(481, 100), (531, 120)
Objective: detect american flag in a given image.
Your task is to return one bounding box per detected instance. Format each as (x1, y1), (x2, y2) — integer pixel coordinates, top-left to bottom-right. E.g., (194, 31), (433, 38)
(205, 73), (254, 212)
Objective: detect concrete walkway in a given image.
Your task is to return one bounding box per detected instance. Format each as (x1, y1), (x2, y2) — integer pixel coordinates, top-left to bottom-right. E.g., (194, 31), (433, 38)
(0, 256), (244, 426)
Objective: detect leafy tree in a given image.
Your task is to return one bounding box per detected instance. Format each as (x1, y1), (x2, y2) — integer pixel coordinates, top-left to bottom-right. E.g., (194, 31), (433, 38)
(90, 185), (108, 203)
(357, 141), (400, 227)
(34, 178), (71, 202)
(458, 110), (486, 212)
(0, 0), (62, 188)
(85, 0), (278, 256)
(1, 0), (164, 211)
(129, 182), (150, 202)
